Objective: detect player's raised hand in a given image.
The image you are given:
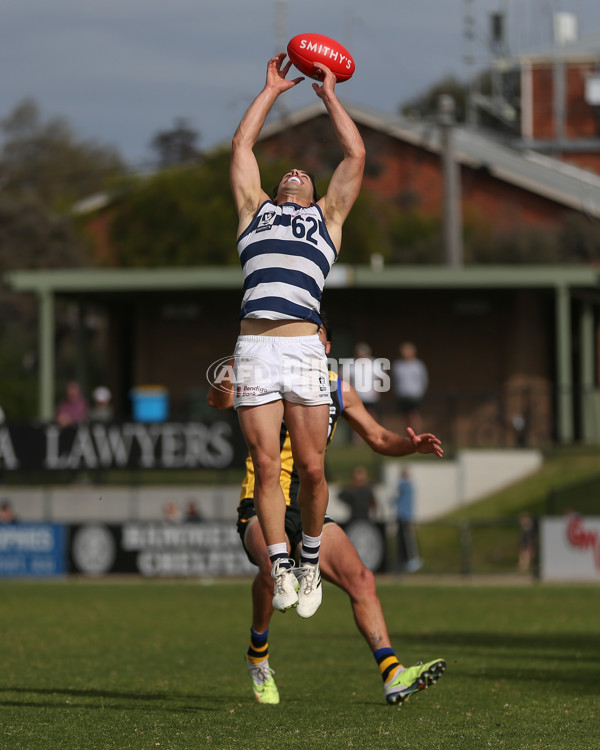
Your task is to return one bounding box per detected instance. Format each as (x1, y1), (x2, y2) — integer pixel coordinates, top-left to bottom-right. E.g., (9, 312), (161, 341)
(407, 427), (444, 458)
(311, 62), (337, 98)
(266, 53), (303, 93)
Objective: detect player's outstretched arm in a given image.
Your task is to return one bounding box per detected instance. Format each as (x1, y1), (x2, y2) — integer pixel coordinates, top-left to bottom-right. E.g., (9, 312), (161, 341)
(230, 54), (303, 231)
(341, 381), (443, 458)
(312, 63), (365, 238)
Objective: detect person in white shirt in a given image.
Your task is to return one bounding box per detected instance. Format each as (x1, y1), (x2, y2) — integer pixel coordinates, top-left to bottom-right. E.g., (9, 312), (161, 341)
(349, 342), (382, 418)
(392, 342), (429, 432)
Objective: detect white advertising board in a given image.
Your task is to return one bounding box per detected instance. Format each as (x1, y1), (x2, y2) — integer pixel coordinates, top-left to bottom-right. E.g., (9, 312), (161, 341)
(540, 516), (600, 581)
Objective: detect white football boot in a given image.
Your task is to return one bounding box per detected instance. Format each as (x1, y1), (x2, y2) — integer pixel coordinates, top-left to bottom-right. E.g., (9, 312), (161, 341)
(271, 559), (299, 612)
(295, 562), (322, 618)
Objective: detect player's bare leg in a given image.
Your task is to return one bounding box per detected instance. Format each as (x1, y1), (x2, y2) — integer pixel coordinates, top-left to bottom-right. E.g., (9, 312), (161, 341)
(284, 401), (329, 536)
(318, 523), (392, 648)
(243, 518), (284, 704)
(318, 524), (446, 704)
(237, 401), (286, 545)
(245, 519), (278, 631)
(284, 401), (330, 617)
(238, 401), (298, 611)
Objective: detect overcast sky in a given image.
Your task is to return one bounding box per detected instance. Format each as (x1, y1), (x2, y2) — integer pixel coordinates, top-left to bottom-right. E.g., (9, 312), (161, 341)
(2, 0), (600, 168)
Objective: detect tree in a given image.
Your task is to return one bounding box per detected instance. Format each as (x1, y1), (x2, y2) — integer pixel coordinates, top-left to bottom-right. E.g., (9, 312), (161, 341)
(0, 99), (126, 211)
(400, 75), (469, 122)
(109, 149), (239, 267)
(106, 146), (390, 268)
(150, 118), (201, 169)
(399, 69), (520, 134)
(0, 99), (126, 418)
(0, 197), (91, 419)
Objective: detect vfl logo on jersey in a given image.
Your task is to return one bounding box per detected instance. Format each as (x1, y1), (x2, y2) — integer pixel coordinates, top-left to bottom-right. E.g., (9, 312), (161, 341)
(256, 211), (276, 233)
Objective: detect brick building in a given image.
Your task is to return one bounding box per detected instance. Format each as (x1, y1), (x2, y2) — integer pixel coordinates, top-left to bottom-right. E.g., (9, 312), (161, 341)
(517, 31), (600, 175)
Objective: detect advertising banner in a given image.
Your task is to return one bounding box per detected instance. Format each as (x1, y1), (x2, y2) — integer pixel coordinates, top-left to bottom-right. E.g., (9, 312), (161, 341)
(540, 515), (600, 581)
(0, 523), (67, 577)
(69, 522), (256, 578)
(0, 520), (388, 578)
(342, 520), (387, 573)
(0, 418), (246, 472)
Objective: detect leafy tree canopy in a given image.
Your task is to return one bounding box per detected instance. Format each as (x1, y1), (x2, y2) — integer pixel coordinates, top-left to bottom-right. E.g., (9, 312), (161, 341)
(0, 99), (126, 212)
(149, 117), (201, 169)
(107, 148), (387, 267)
(109, 149), (237, 267)
(399, 68), (520, 135)
(400, 75), (469, 123)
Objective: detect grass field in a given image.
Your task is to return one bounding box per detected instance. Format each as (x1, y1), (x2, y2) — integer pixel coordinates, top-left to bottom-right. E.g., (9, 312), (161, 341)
(1, 579), (599, 750)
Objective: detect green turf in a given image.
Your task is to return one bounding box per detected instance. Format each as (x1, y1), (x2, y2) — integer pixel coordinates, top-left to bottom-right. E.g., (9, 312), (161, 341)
(1, 580), (598, 750)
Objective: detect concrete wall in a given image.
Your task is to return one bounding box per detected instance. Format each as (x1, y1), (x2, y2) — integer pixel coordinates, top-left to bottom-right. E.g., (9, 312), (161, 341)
(380, 449), (543, 522)
(3, 449), (543, 525)
(3, 485), (242, 524)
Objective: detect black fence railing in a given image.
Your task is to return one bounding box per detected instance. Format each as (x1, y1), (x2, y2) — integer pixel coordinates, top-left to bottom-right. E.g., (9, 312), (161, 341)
(396, 519), (538, 578)
(374, 383), (600, 450)
(417, 385), (557, 449)
(546, 474), (600, 517)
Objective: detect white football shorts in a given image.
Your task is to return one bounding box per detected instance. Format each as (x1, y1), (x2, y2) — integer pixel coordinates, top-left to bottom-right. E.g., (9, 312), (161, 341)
(233, 334), (332, 409)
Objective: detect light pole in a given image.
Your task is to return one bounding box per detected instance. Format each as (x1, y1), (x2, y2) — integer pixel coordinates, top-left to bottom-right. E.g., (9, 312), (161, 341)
(438, 94), (464, 267)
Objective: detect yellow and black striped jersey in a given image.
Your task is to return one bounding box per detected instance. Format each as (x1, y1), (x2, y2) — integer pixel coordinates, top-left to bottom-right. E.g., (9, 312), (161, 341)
(240, 371), (344, 507)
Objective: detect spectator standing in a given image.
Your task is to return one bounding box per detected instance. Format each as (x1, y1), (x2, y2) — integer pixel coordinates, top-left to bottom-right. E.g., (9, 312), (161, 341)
(184, 501), (203, 522)
(395, 468), (423, 573)
(0, 500), (17, 524)
(338, 465), (377, 522)
(89, 386), (113, 422)
(163, 500), (182, 523)
(392, 342), (428, 432)
(349, 342), (381, 420)
(518, 512), (537, 573)
(55, 380), (89, 427)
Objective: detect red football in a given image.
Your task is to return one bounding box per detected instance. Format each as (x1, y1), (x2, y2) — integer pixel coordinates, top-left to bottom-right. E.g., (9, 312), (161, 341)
(287, 33), (355, 83)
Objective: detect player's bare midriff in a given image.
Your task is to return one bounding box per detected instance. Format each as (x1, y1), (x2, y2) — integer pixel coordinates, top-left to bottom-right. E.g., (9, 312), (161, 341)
(240, 319), (318, 336)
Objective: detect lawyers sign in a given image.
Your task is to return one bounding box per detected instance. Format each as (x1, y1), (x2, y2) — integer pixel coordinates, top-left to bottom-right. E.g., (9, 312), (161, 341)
(0, 420), (245, 472)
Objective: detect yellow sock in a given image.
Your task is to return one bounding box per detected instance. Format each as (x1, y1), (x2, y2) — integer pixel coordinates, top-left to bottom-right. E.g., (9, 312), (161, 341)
(247, 627), (269, 665)
(374, 647), (403, 684)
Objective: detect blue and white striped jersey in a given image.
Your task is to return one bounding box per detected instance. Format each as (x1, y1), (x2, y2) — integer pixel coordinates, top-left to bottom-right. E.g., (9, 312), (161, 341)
(237, 200), (337, 325)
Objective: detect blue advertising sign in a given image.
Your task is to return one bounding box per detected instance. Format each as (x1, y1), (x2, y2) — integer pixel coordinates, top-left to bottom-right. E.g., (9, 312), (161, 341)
(0, 524), (67, 577)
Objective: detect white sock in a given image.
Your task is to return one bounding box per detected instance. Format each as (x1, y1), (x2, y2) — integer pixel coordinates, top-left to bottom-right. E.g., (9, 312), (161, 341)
(300, 532), (321, 565)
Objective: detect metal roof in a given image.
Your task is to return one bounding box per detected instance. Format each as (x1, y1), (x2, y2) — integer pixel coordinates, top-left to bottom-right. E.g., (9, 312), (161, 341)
(262, 101), (600, 220)
(5, 264), (600, 296)
(4, 267), (243, 293)
(72, 99), (600, 223)
(518, 32), (600, 63)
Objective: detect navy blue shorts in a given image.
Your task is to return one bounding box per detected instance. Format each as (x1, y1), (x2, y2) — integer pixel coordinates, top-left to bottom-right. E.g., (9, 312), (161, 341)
(236, 496), (336, 565)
